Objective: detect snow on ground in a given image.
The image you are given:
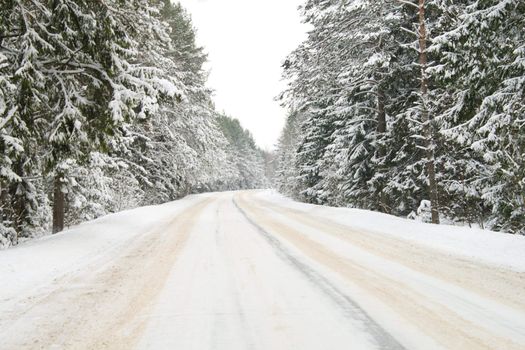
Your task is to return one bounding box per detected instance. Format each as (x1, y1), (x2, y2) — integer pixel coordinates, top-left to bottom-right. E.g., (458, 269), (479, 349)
(0, 193), (209, 304)
(236, 190), (525, 349)
(137, 196), (382, 350)
(0, 190), (524, 350)
(256, 190), (525, 272)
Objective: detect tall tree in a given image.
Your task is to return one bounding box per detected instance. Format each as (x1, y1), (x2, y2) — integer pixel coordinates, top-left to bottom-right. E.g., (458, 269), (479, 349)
(277, 0), (524, 233)
(417, 0), (440, 223)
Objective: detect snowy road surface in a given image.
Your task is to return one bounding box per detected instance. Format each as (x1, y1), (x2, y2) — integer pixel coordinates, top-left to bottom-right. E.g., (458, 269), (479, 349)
(1, 191), (525, 349)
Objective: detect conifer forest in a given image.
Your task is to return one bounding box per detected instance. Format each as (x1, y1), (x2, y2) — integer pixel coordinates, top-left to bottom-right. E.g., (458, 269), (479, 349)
(275, 0), (525, 234)
(1, 0), (524, 249)
(1, 1), (525, 349)
(0, 0), (267, 247)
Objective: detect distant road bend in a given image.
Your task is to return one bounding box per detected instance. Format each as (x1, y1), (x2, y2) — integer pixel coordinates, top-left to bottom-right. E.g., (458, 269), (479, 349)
(1, 191), (524, 349)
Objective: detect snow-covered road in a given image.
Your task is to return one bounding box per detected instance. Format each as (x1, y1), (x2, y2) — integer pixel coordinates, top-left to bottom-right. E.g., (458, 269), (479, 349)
(1, 190), (524, 349)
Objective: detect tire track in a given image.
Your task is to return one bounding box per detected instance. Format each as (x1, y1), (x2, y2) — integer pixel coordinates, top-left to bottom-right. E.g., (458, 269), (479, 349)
(215, 200), (257, 350)
(3, 197), (213, 350)
(249, 193), (525, 314)
(234, 193), (525, 350)
(233, 198), (407, 350)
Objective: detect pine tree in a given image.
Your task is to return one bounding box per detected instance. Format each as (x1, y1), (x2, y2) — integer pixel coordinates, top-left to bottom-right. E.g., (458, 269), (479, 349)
(275, 111), (304, 197)
(217, 115), (267, 190)
(276, 0), (525, 233)
(432, 0), (525, 232)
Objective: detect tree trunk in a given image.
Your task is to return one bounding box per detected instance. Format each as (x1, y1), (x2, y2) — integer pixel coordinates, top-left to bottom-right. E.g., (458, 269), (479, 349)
(0, 181), (7, 222)
(377, 88), (386, 134)
(0, 180), (16, 243)
(11, 159), (26, 240)
(376, 86), (389, 213)
(53, 173), (65, 234)
(418, 0), (440, 224)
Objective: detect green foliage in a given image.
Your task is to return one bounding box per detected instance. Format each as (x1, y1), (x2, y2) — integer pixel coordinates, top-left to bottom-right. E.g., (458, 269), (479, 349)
(0, 0), (268, 247)
(277, 0), (525, 233)
(216, 115), (267, 190)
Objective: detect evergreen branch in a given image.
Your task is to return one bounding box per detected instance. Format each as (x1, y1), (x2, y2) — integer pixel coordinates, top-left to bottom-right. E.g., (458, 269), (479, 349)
(396, 0), (419, 9)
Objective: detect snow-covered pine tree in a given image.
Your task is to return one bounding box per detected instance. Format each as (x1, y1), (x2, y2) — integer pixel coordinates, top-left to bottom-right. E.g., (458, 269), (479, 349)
(432, 0), (525, 232)
(1, 0), (181, 235)
(315, 0), (405, 210)
(217, 115), (267, 190)
(116, 0), (235, 204)
(157, 1), (233, 195)
(280, 0), (343, 204)
(0, 0), (272, 247)
(275, 110), (304, 197)
(45, 0), (183, 233)
(277, 0), (524, 233)
(280, 0), (411, 209)
(1, 0), (54, 242)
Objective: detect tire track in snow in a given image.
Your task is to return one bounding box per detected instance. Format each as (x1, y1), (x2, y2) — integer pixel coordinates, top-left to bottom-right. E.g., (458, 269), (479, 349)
(232, 197), (406, 350)
(1, 197), (213, 350)
(211, 200), (257, 350)
(252, 194), (525, 313)
(236, 192), (525, 350)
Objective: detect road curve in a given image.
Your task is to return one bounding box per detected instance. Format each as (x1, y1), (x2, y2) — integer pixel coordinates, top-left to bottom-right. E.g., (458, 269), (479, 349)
(0, 190), (524, 350)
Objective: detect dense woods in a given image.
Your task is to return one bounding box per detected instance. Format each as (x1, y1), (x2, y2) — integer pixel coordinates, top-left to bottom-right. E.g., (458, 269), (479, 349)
(276, 0), (524, 234)
(0, 0), (266, 247)
(1, 0), (523, 248)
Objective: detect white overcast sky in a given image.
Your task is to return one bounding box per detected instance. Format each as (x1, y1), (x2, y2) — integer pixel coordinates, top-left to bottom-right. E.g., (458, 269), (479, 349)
(176, 0), (308, 150)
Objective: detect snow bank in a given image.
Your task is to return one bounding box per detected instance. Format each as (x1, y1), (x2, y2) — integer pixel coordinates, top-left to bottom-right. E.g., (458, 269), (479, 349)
(0, 194), (207, 301)
(257, 190), (525, 272)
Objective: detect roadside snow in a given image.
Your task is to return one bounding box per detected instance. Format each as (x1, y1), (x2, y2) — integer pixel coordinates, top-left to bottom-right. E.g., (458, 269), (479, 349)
(1, 190), (523, 349)
(256, 190), (525, 272)
(0, 194), (207, 303)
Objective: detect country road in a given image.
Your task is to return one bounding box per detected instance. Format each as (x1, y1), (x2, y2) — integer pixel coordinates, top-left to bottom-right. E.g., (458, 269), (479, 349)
(1, 190), (524, 350)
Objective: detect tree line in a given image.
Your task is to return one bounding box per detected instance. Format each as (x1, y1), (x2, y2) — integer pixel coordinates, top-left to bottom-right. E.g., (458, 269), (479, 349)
(276, 0), (524, 234)
(0, 0), (267, 247)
